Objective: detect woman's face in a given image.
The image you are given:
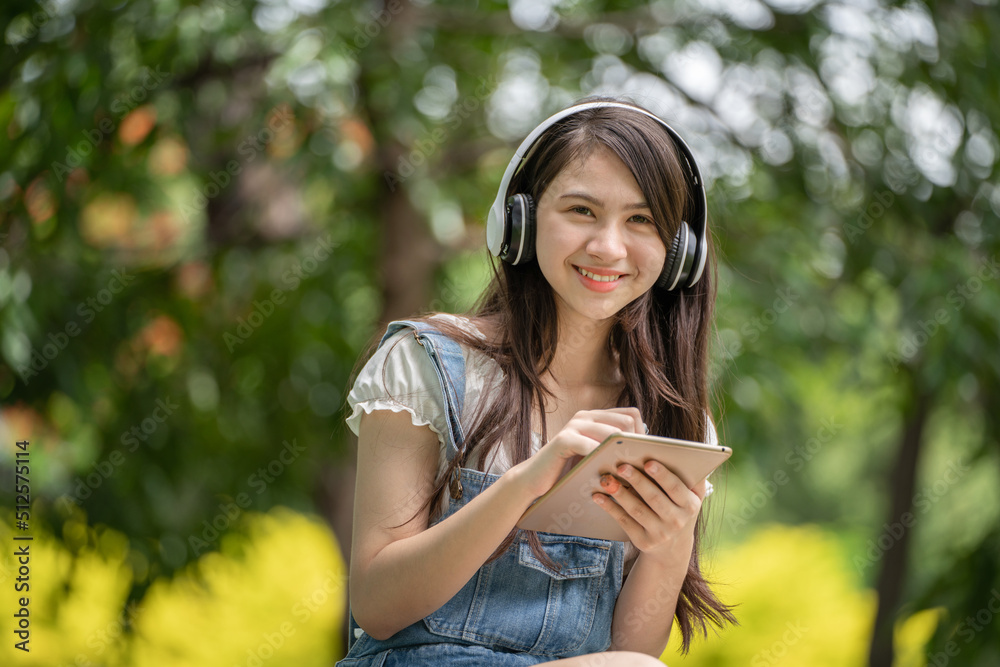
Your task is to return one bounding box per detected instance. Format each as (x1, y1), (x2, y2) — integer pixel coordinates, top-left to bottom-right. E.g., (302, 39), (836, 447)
(534, 145), (668, 326)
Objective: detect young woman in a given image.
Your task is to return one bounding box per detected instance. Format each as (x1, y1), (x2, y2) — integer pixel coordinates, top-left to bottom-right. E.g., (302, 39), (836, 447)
(338, 97), (735, 666)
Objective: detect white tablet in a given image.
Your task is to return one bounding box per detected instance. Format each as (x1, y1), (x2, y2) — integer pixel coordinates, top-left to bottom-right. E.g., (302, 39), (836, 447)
(517, 432), (731, 542)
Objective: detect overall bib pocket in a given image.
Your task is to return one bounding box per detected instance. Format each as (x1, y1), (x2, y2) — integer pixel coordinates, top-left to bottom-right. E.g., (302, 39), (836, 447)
(423, 533), (613, 655)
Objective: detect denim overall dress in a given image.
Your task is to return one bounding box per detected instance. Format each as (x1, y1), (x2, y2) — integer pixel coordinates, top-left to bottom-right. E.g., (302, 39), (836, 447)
(337, 320), (627, 666)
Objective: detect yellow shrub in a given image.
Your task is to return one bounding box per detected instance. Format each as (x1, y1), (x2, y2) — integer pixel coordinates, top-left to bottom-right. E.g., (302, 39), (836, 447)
(894, 608), (942, 667)
(126, 507), (346, 667)
(665, 524), (874, 666)
(663, 524), (938, 666)
(1, 506), (346, 667)
(0, 514), (133, 667)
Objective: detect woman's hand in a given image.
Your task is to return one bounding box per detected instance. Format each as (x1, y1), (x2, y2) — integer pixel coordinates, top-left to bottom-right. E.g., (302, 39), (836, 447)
(507, 407), (643, 500)
(593, 461), (706, 565)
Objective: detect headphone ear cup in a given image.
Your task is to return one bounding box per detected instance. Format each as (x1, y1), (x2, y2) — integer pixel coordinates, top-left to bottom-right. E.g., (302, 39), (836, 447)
(686, 230), (708, 288)
(521, 194), (536, 264)
(503, 194), (536, 264)
(658, 222), (689, 290)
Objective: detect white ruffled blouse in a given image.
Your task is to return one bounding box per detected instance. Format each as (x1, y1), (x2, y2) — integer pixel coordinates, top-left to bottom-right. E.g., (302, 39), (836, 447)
(346, 312), (719, 481)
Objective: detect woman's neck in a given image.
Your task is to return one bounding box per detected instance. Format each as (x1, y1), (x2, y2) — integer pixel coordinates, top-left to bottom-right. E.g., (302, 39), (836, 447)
(473, 311), (621, 388)
(546, 310), (620, 390)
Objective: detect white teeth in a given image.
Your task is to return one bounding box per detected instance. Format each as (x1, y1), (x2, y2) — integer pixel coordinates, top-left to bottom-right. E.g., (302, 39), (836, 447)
(577, 267), (621, 282)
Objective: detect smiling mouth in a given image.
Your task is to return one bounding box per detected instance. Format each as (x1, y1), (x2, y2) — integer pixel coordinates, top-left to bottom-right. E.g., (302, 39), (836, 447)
(576, 267), (622, 282)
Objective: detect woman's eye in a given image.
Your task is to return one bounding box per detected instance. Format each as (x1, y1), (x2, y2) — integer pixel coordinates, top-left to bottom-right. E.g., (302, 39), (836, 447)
(629, 214), (654, 225)
(570, 206), (592, 216)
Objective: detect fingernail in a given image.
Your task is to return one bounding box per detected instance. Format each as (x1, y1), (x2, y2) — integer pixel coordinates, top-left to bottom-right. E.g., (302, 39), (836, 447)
(617, 464), (632, 478)
(593, 494), (605, 505)
(600, 473), (620, 493)
(646, 461), (659, 474)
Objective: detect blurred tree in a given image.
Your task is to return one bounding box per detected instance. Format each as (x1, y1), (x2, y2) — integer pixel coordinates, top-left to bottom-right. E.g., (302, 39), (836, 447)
(1, 0), (998, 665)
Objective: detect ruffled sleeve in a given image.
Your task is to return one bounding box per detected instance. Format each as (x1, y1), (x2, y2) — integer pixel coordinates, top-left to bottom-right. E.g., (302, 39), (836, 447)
(346, 328), (450, 465)
(704, 412), (722, 497)
(706, 412), (720, 447)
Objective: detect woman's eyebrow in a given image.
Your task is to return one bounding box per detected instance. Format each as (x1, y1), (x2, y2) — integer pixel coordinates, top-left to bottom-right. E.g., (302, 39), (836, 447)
(558, 191), (650, 210)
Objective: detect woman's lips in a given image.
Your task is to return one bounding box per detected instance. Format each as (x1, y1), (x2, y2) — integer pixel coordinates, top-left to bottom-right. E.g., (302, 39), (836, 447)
(575, 266), (623, 292)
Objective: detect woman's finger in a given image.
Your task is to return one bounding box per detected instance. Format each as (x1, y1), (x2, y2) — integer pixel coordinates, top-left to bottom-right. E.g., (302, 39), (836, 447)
(643, 460), (701, 510)
(554, 420), (629, 455)
(592, 489), (643, 539)
(612, 463), (673, 521)
(563, 408), (642, 435)
(597, 407), (644, 434)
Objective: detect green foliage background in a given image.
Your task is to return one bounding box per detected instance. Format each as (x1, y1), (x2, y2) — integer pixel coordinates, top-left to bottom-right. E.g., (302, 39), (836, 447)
(1, 0), (998, 665)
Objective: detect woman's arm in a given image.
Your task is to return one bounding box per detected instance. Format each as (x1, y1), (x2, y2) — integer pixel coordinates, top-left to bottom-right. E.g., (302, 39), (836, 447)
(609, 547), (688, 654)
(348, 409), (536, 640)
(349, 407), (643, 640)
(595, 462), (706, 655)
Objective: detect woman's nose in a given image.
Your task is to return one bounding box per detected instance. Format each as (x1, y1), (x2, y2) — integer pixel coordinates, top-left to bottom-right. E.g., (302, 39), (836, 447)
(585, 219), (628, 260)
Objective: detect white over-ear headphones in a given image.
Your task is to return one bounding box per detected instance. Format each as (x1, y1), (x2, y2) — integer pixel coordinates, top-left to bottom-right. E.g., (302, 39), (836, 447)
(485, 101), (708, 291)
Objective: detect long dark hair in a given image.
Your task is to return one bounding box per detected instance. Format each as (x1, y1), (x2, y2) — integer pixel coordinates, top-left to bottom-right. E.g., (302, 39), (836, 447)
(377, 96), (735, 651)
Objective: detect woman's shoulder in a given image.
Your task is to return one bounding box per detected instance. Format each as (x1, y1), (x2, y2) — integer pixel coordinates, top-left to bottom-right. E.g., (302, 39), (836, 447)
(423, 313), (504, 376)
(425, 312), (496, 343)
(372, 314), (485, 358)
(345, 313), (501, 439)
(407, 313), (503, 361)
(373, 313), (501, 378)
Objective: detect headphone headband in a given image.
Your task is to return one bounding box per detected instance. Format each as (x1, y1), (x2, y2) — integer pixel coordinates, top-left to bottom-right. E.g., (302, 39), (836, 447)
(485, 101), (708, 289)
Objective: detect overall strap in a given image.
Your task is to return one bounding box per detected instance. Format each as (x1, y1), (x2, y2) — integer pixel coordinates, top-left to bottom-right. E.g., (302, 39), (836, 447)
(379, 319), (467, 462)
